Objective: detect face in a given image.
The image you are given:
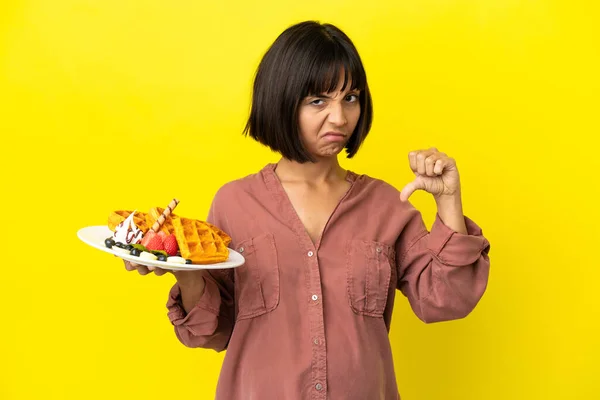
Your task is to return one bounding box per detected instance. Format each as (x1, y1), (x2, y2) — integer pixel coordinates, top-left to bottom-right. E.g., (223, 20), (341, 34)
(297, 76), (361, 160)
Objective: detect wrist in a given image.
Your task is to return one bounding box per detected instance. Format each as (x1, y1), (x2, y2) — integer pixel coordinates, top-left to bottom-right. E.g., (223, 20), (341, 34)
(434, 193), (467, 234)
(177, 276), (207, 314)
(434, 192), (463, 211)
(177, 275), (206, 291)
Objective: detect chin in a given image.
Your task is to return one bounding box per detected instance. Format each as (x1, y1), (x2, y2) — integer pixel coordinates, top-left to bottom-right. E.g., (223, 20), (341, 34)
(317, 142), (347, 157)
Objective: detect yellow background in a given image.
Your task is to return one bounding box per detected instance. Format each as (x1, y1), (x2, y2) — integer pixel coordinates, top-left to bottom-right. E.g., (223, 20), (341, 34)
(1, 0), (598, 399)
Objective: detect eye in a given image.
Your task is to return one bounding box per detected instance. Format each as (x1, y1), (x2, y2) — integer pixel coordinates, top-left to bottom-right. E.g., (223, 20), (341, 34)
(345, 93), (359, 103)
(310, 98), (325, 106)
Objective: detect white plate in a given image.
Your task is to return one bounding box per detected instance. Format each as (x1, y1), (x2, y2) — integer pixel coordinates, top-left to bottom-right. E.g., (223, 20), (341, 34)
(77, 225), (245, 270)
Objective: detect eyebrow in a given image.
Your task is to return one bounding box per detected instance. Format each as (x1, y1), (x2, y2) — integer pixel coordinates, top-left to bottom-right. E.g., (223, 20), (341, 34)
(309, 90), (361, 99)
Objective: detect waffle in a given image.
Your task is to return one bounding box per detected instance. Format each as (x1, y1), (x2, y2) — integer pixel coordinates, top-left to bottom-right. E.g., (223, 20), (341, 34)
(110, 207), (232, 264)
(146, 207), (230, 264)
(172, 216), (230, 264)
(108, 210), (151, 233)
(146, 207), (176, 236)
(204, 221), (232, 247)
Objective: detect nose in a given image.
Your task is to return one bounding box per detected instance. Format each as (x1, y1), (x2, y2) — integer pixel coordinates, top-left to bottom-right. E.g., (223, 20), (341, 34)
(327, 101), (347, 126)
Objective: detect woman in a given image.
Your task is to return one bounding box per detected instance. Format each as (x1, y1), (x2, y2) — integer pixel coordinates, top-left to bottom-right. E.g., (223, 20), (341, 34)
(125, 21), (490, 400)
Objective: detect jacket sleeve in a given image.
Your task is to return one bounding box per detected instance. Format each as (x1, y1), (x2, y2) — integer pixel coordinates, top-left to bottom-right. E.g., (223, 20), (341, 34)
(165, 188), (235, 351)
(396, 208), (491, 323)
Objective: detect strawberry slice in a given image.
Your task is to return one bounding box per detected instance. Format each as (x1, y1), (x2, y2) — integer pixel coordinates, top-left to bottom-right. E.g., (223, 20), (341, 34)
(142, 231), (165, 251)
(163, 234), (179, 256)
(141, 231), (155, 247)
(146, 235), (164, 251)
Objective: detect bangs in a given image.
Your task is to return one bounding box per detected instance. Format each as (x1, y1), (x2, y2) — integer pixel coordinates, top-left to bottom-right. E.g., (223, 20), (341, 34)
(304, 40), (367, 96)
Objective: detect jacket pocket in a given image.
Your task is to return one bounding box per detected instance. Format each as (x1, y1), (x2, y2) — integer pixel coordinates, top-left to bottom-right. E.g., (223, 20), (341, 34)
(234, 233), (280, 321)
(347, 240), (394, 317)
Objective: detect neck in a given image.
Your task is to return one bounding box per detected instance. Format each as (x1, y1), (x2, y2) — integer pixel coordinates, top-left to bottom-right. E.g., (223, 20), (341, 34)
(275, 156), (346, 184)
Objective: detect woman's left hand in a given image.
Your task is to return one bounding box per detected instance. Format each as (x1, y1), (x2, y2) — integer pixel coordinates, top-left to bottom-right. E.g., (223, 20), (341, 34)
(399, 147), (461, 202)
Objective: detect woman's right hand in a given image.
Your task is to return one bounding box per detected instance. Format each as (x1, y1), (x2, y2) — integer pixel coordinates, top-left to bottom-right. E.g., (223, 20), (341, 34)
(122, 260), (206, 291)
(124, 260), (170, 276)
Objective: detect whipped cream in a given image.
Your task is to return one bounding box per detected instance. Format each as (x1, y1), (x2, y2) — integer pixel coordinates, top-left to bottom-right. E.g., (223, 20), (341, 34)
(113, 211), (144, 245)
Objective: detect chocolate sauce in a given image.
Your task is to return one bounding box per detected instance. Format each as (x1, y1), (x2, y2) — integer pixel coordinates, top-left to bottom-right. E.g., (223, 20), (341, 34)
(114, 217), (142, 244)
(125, 226), (142, 244)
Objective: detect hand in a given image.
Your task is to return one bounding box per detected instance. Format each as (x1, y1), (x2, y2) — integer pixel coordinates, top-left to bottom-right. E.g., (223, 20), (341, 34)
(122, 259), (206, 289)
(123, 259), (169, 276)
(399, 147), (461, 202)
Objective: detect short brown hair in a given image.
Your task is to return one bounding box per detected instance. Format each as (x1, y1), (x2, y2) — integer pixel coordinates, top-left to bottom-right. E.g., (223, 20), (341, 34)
(243, 21), (373, 163)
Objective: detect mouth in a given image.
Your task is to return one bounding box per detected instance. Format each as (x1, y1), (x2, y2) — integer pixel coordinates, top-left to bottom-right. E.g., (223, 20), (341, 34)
(322, 131), (347, 142)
